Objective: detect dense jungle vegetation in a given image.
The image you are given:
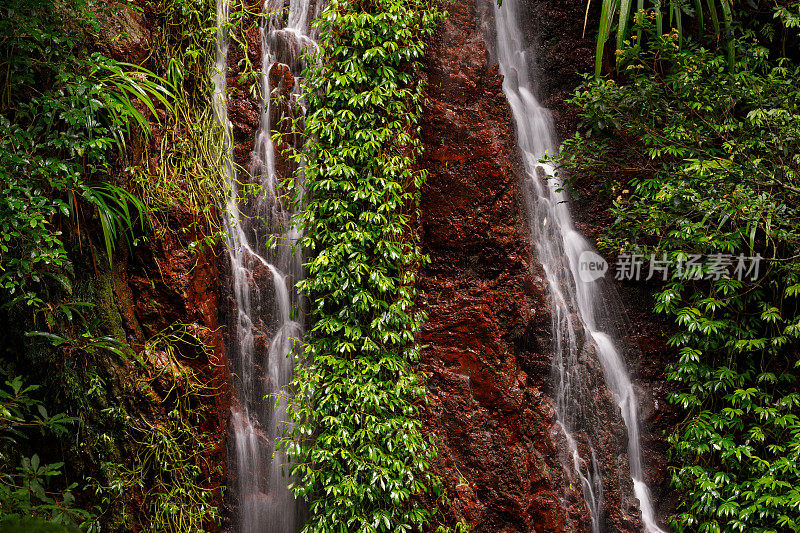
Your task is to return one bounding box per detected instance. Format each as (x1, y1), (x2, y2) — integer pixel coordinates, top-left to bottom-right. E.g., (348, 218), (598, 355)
(0, 0), (450, 530)
(0, 0), (225, 530)
(281, 1), (451, 532)
(563, 0), (800, 530)
(2, 0), (800, 531)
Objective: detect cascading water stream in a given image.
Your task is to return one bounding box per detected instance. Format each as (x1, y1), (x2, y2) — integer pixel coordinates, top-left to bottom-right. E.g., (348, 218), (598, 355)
(214, 1), (321, 531)
(490, 1), (665, 531)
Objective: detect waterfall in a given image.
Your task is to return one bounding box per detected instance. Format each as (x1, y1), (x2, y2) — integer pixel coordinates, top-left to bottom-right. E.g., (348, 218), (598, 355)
(490, 1), (665, 531)
(214, 0), (321, 531)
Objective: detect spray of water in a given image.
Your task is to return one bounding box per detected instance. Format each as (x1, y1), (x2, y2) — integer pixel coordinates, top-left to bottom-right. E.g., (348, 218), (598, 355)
(489, 1), (665, 531)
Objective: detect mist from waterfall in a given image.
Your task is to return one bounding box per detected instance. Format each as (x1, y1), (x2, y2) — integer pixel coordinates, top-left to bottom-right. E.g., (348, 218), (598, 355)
(489, 1), (665, 531)
(214, 0), (321, 531)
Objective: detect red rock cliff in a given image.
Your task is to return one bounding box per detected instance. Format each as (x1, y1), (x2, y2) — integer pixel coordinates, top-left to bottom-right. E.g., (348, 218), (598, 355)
(417, 1), (592, 530)
(417, 0), (675, 530)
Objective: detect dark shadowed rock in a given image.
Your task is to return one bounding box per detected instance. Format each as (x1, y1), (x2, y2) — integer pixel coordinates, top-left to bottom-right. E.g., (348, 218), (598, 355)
(98, 2), (151, 63)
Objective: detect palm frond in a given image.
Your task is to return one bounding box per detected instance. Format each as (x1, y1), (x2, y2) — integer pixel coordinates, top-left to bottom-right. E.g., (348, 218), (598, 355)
(693, 0), (705, 33)
(94, 60), (176, 152)
(720, 0), (734, 68)
(616, 0), (634, 57)
(655, 0), (664, 36)
(706, 0), (720, 33)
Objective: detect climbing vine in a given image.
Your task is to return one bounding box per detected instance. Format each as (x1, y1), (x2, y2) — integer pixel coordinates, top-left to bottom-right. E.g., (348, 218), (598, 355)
(132, 0), (224, 239)
(131, 0), (264, 243)
(281, 0), (446, 531)
(91, 323), (223, 533)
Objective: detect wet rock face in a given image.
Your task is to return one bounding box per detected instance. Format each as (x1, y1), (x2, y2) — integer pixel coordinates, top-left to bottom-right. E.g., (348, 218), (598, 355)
(225, 0), (265, 168)
(515, 0), (601, 142)
(95, 5), (232, 529)
(89, 207), (230, 532)
(122, 214), (231, 531)
(418, 0), (675, 530)
(564, 141), (680, 528)
(98, 2), (151, 63)
(417, 1), (591, 530)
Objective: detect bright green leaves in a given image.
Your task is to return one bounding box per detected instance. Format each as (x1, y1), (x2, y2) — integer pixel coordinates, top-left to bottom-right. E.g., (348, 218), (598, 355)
(281, 0), (444, 531)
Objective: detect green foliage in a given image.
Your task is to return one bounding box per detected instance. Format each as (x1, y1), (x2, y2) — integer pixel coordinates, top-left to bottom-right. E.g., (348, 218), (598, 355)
(280, 0), (447, 531)
(123, 326), (222, 533)
(88, 323), (222, 532)
(81, 182), (147, 268)
(133, 0), (228, 240)
(0, 0), (170, 309)
(588, 0), (734, 76)
(226, 2), (269, 97)
(0, 1), (227, 531)
(0, 520), (80, 533)
(123, 416), (220, 533)
(145, 0), (217, 100)
(132, 99), (226, 241)
(0, 375), (97, 530)
(560, 9), (800, 532)
(0, 0), (172, 527)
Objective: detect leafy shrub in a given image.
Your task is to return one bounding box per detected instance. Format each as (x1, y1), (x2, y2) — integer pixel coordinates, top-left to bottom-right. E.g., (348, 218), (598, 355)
(0, 0), (197, 530)
(589, 0), (734, 76)
(560, 8), (800, 532)
(0, 375), (96, 529)
(0, 0), (168, 310)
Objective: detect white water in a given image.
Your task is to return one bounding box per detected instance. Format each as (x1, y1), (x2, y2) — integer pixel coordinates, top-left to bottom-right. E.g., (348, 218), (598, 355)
(214, 0), (320, 531)
(490, 1), (665, 531)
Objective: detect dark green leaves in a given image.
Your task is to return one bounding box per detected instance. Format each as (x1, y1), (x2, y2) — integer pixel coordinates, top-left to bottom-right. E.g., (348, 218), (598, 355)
(561, 9), (800, 531)
(0, 376), (90, 528)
